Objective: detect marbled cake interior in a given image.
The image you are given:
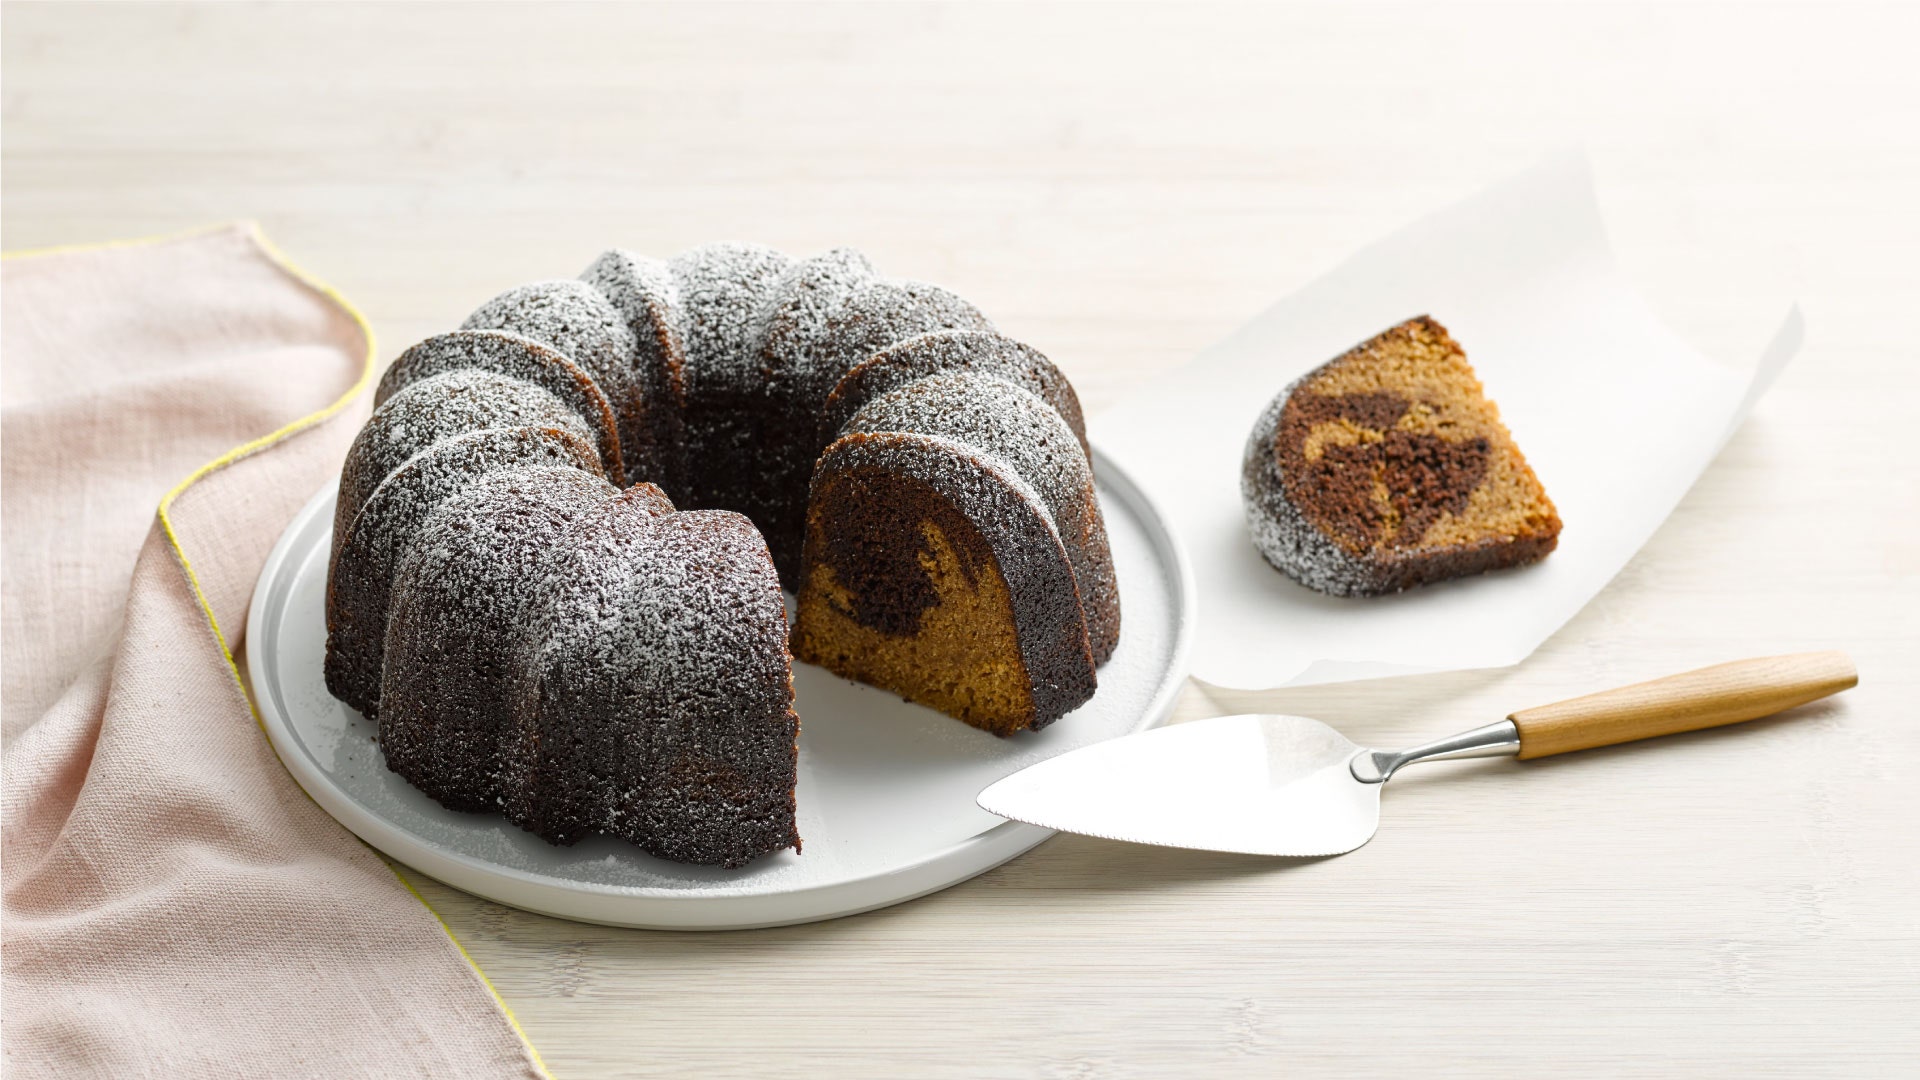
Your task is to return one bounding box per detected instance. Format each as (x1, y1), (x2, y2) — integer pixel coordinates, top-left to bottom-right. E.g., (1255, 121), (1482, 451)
(1242, 315), (1562, 597)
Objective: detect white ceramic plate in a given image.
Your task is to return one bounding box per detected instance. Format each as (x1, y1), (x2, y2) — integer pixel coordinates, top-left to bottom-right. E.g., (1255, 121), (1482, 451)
(247, 447), (1193, 930)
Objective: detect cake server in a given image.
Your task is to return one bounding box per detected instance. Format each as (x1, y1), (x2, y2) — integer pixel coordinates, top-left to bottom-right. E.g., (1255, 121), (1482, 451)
(977, 652), (1856, 857)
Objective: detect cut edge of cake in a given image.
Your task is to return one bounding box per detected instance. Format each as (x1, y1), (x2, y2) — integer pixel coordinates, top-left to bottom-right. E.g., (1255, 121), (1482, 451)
(791, 431), (1097, 736)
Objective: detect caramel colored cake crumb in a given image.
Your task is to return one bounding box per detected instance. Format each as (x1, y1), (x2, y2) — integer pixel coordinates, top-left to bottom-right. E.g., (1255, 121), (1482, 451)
(791, 431), (1099, 736)
(1241, 316), (1561, 596)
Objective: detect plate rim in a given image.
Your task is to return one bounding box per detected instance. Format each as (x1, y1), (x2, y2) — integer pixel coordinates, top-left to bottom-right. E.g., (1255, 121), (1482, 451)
(246, 443), (1194, 930)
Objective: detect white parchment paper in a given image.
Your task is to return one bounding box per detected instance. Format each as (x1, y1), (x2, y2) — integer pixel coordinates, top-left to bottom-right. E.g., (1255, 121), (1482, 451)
(1094, 155), (1801, 690)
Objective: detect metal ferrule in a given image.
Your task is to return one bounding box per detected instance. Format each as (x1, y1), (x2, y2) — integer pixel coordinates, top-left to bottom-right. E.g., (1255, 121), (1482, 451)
(1349, 720), (1521, 784)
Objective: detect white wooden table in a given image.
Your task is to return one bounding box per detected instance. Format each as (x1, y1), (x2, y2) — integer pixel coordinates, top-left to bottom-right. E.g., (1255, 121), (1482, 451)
(7, 4), (1916, 1075)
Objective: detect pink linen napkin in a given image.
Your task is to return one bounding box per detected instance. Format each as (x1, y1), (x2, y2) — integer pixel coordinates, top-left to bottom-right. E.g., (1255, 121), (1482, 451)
(2, 225), (545, 1079)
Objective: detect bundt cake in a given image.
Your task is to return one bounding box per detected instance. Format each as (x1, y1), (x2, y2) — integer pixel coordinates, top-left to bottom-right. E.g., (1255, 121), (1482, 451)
(1241, 315), (1562, 596)
(324, 244), (1118, 866)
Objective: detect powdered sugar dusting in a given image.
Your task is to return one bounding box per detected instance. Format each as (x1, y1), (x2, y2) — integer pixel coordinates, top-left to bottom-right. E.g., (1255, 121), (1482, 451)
(665, 243), (793, 389)
(756, 248), (878, 404)
(580, 250), (690, 489)
(787, 277), (992, 413)
(515, 506), (798, 865)
(462, 280), (636, 395)
(845, 373), (1077, 532)
(324, 426), (608, 717)
(376, 330), (624, 479)
(462, 279), (657, 482)
(580, 250), (684, 371)
(1241, 377), (1374, 595)
(333, 368), (597, 555)
(379, 467), (620, 811)
(820, 329), (1088, 456)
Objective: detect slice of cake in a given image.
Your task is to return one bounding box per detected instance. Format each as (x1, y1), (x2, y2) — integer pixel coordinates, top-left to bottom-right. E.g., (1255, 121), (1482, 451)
(1241, 315), (1561, 596)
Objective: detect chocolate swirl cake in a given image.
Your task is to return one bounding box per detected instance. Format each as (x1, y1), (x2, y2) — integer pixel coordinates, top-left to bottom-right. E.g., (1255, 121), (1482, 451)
(1242, 316), (1561, 596)
(324, 244), (1118, 866)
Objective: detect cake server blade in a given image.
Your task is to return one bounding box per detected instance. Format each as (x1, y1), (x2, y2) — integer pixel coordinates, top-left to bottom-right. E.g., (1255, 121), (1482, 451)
(977, 652), (1857, 857)
(978, 713), (1383, 856)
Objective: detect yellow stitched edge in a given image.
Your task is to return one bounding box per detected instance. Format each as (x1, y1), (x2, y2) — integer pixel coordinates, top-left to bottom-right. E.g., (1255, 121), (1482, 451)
(393, 866), (555, 1078)
(153, 223), (376, 735)
(3, 225), (553, 1080)
(0, 221), (239, 262)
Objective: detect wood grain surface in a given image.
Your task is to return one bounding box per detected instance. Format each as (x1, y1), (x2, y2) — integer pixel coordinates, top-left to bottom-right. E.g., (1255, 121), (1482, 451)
(5, 3), (1917, 1077)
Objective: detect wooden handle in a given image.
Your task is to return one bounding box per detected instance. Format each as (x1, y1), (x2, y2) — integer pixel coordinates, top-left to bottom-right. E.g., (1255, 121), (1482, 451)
(1508, 651), (1857, 760)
